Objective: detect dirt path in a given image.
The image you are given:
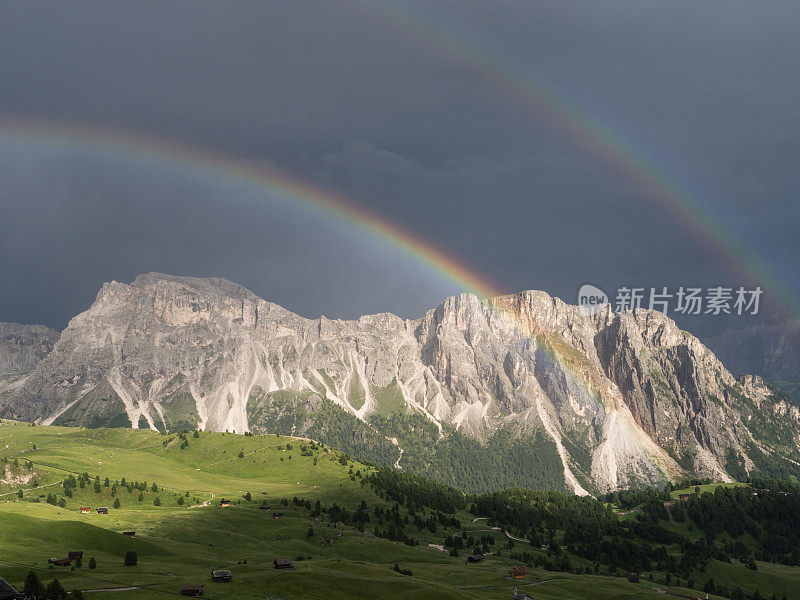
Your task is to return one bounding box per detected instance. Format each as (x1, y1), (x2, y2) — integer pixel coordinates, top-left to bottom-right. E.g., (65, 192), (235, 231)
(504, 531), (528, 542)
(188, 491), (215, 509)
(471, 517), (529, 543)
(0, 480), (62, 498)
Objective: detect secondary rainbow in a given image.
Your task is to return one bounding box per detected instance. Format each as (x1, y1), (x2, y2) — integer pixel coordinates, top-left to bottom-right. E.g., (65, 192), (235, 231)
(347, 0), (797, 320)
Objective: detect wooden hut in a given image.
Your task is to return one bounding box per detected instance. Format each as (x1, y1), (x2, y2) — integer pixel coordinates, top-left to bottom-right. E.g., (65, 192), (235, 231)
(181, 584), (204, 596)
(273, 558), (294, 570)
(211, 570), (232, 583)
(509, 566), (527, 579)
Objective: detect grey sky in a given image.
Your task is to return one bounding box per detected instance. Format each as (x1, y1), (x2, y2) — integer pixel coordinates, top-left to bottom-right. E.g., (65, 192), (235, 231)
(1, 1), (798, 335)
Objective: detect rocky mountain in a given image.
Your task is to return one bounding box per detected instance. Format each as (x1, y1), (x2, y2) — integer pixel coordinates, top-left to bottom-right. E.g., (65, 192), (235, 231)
(0, 322), (59, 401)
(698, 313), (800, 403)
(1, 273), (798, 494)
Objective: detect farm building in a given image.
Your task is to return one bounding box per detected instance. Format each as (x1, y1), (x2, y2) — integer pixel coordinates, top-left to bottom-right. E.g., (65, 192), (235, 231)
(48, 557), (72, 567)
(273, 558), (294, 570)
(122, 531), (135, 538)
(628, 572), (640, 583)
(466, 554), (484, 563)
(181, 584), (204, 596)
(272, 512), (284, 519)
(0, 577), (25, 600)
(211, 570), (232, 583)
(258, 504), (271, 510)
(97, 507), (109, 514)
(80, 507), (91, 514)
(678, 493), (692, 500)
(219, 500), (231, 508)
(509, 566), (527, 579)
(68, 551), (83, 559)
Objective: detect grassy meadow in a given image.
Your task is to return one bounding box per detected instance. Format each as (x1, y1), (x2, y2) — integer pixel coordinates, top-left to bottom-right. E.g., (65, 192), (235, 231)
(0, 419), (796, 600)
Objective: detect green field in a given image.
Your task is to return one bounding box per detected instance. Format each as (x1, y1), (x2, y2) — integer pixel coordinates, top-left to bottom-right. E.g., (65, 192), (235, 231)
(669, 482), (748, 499)
(0, 420), (795, 600)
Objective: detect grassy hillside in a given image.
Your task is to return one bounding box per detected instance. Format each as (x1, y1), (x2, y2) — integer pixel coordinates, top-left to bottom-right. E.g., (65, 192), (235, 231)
(0, 419), (796, 600)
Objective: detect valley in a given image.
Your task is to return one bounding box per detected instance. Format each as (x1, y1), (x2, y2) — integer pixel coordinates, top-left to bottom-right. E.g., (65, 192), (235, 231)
(1, 421), (798, 600)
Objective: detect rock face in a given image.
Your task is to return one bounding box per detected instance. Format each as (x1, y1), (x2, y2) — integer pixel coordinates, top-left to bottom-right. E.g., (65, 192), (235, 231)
(2, 273), (798, 494)
(0, 322), (59, 373)
(699, 313), (800, 402)
(0, 322), (60, 401)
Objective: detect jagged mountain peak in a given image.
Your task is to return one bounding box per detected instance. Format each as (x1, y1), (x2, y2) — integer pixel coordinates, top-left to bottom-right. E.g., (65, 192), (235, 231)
(131, 272), (261, 300)
(2, 274), (798, 495)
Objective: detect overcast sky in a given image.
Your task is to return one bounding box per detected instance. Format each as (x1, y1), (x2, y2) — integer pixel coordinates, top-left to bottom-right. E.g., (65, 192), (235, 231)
(1, 0), (798, 332)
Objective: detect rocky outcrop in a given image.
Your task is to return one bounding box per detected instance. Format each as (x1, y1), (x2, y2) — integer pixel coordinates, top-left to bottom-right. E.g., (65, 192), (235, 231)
(0, 322), (60, 401)
(1, 273), (798, 494)
(0, 322), (59, 374)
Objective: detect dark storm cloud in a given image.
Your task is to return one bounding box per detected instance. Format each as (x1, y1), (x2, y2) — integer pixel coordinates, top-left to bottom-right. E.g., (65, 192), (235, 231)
(0, 0), (798, 331)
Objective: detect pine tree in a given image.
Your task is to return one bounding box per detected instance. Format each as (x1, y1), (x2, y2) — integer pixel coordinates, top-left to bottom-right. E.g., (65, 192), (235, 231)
(44, 578), (67, 600)
(23, 570), (43, 597)
(89, 557), (97, 569)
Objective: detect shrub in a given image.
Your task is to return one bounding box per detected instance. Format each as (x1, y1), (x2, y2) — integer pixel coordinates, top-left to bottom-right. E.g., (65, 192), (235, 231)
(124, 551), (138, 566)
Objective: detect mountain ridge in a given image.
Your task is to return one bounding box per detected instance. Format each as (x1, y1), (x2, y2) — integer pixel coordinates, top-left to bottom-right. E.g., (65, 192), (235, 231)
(1, 272), (798, 494)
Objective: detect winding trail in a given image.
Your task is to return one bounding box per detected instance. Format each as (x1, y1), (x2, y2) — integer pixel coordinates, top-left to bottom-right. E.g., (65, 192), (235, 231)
(471, 517), (530, 543)
(0, 480), (61, 498)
